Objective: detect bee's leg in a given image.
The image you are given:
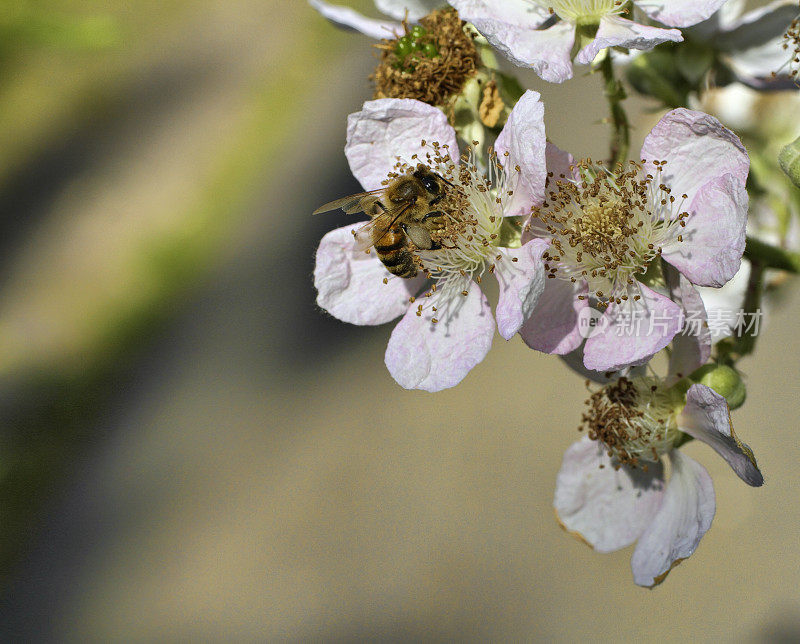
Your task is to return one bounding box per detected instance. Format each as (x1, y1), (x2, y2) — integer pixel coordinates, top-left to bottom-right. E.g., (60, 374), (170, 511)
(402, 223), (435, 250)
(421, 211), (446, 232)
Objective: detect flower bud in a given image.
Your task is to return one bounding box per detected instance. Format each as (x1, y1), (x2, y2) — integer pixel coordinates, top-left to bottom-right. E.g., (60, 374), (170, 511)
(691, 364), (746, 410)
(779, 134), (800, 189)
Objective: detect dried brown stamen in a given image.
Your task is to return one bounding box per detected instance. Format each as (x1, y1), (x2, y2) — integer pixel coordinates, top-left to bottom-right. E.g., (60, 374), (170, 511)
(579, 377), (679, 470)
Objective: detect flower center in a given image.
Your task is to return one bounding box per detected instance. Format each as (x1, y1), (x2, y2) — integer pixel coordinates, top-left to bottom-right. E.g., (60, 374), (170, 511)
(527, 0), (626, 24)
(382, 142), (520, 321)
(530, 160), (688, 307)
(416, 145), (515, 292)
(581, 376), (682, 470)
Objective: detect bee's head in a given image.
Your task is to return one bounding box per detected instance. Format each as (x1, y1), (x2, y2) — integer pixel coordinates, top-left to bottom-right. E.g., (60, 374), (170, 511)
(413, 166), (441, 195)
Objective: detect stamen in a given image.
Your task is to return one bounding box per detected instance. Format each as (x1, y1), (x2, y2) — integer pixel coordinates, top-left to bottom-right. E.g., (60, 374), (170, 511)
(775, 6), (800, 84)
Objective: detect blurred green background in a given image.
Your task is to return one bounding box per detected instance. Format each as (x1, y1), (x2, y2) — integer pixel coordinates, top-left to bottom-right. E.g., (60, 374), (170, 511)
(0, 0), (798, 640)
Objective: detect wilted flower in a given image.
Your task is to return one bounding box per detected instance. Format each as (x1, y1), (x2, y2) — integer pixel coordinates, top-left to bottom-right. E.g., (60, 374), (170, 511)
(448, 0), (696, 83)
(554, 374), (762, 587)
(519, 108), (750, 372)
(314, 92), (550, 391)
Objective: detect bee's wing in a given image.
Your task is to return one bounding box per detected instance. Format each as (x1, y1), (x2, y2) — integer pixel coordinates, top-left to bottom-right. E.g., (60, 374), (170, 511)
(312, 189), (384, 215)
(352, 216), (393, 251)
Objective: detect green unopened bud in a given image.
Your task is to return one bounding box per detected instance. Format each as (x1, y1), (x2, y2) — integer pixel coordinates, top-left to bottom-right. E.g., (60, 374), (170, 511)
(421, 42), (439, 58)
(691, 364), (746, 410)
(395, 35), (413, 58)
(779, 134), (800, 189)
(410, 25), (426, 40)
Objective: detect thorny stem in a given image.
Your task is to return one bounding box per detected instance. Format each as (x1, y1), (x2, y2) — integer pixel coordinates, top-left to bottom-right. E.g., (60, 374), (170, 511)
(599, 51), (630, 170)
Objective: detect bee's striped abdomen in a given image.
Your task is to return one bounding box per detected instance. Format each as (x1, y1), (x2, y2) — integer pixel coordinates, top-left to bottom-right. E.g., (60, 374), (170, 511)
(374, 225), (417, 278)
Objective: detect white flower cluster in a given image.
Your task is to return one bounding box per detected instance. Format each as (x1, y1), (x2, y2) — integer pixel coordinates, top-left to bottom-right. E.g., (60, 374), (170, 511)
(308, 0), (800, 587)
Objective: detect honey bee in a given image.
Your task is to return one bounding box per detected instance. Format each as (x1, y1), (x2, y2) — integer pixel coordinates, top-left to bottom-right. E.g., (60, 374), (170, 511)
(313, 165), (452, 278)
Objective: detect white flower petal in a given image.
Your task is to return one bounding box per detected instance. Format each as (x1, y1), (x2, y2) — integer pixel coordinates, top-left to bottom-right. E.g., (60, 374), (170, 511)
(680, 384), (764, 486)
(576, 16), (682, 65)
(631, 450), (715, 587)
(519, 276), (587, 355)
(583, 283), (683, 372)
(315, 223), (425, 325)
(554, 437), (666, 554)
(309, 0), (403, 39)
(466, 18), (575, 82)
(640, 108), (749, 208)
(494, 239), (548, 340)
(345, 99), (458, 191)
(375, 0), (443, 21)
(636, 0), (728, 28)
(449, 0), (550, 25)
(384, 279), (494, 391)
(662, 173), (748, 287)
(494, 90), (547, 214)
(665, 266), (711, 379)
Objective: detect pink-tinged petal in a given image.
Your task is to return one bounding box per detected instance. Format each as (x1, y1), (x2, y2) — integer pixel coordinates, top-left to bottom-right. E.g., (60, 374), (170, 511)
(519, 276), (587, 354)
(662, 174), (748, 287)
(308, 0), (403, 39)
(345, 99), (458, 191)
(375, 0), (442, 21)
(315, 223), (425, 325)
(554, 437), (666, 554)
(665, 265), (711, 380)
(583, 284), (683, 372)
(494, 90), (547, 214)
(636, 0), (727, 27)
(680, 384), (764, 486)
(494, 239), (548, 340)
(449, 0), (550, 26)
(385, 280), (494, 391)
(631, 451), (715, 587)
(575, 16), (682, 65)
(560, 344), (648, 383)
(640, 108), (749, 207)
(545, 141), (577, 183)
(467, 18), (575, 82)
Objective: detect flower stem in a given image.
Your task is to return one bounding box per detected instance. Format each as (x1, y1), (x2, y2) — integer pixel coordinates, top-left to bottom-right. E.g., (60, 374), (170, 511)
(734, 260), (764, 357)
(744, 235), (800, 273)
(599, 51), (630, 169)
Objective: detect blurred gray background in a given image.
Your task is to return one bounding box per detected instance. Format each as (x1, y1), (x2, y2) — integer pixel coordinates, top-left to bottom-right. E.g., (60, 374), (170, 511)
(0, 1), (797, 640)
